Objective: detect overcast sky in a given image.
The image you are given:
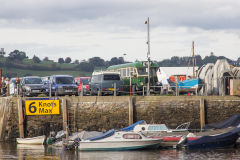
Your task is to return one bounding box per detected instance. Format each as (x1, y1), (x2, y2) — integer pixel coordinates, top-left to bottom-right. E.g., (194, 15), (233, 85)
(0, 0), (240, 62)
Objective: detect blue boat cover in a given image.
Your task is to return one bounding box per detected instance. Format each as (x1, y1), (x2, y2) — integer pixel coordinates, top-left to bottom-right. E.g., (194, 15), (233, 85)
(203, 114), (240, 130)
(120, 120), (146, 131)
(186, 127), (240, 149)
(87, 129), (115, 141)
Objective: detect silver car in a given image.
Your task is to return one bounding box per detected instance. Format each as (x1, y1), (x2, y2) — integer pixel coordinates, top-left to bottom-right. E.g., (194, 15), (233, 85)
(21, 76), (46, 96)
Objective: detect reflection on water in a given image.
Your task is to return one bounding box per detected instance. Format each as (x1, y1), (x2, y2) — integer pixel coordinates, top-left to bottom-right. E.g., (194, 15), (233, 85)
(0, 143), (240, 160)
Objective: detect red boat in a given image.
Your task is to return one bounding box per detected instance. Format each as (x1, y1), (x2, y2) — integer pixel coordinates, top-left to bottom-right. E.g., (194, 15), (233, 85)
(150, 136), (200, 148)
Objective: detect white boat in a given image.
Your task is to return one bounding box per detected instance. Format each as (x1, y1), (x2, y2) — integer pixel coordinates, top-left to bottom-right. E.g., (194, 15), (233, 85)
(133, 122), (190, 137)
(16, 135), (46, 145)
(78, 129), (162, 151)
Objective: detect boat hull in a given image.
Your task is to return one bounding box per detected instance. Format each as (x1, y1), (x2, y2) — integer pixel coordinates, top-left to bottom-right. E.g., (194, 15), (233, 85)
(158, 137), (199, 148)
(16, 135), (46, 145)
(185, 132), (239, 149)
(79, 139), (161, 151)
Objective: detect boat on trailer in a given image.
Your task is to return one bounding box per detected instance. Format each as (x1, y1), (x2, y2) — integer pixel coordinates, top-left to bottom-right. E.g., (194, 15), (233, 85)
(78, 129), (162, 151)
(16, 135), (46, 145)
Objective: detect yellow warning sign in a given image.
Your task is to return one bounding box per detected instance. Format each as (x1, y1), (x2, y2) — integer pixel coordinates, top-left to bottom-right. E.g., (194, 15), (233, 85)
(25, 99), (60, 115)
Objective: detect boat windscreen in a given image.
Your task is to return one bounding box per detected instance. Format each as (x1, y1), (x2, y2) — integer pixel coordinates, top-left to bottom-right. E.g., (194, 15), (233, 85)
(148, 125), (168, 131)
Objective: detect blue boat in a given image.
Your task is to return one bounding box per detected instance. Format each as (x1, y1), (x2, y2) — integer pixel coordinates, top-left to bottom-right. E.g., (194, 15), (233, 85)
(168, 78), (200, 93)
(185, 127), (240, 149)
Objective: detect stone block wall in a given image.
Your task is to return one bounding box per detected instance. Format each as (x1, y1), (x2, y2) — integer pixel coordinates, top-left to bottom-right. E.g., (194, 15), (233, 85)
(1, 96), (240, 141)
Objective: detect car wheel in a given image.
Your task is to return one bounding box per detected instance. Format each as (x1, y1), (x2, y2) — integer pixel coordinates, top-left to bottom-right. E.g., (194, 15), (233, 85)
(75, 92), (79, 96)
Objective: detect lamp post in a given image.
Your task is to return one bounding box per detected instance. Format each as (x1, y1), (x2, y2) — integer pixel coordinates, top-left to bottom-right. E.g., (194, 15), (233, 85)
(123, 53), (127, 63)
(145, 17), (150, 96)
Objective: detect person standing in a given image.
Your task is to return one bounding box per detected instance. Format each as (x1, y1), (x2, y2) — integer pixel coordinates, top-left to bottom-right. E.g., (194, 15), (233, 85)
(1, 77), (6, 96)
(16, 77), (21, 96)
(5, 77), (10, 96)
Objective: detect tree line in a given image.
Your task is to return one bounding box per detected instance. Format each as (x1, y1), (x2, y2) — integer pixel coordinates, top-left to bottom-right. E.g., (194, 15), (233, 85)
(157, 52), (240, 67)
(0, 49), (239, 73)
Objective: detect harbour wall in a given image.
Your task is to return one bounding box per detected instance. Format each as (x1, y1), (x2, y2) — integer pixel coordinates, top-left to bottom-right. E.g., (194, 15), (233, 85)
(0, 96), (240, 141)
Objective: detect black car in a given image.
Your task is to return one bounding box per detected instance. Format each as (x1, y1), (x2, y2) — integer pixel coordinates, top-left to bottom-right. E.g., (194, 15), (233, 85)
(21, 76), (46, 96)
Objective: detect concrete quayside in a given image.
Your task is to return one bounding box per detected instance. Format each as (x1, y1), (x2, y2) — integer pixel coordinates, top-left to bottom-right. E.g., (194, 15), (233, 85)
(0, 96), (240, 141)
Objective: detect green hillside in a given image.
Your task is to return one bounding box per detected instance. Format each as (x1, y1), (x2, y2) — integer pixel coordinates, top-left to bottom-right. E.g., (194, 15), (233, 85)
(2, 67), (91, 77)
(0, 57), (91, 78)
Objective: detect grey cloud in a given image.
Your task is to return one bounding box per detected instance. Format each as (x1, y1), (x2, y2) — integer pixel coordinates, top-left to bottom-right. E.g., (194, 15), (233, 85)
(1, 0), (240, 30)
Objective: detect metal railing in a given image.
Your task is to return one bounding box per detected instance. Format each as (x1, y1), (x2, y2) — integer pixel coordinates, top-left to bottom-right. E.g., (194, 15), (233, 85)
(7, 76), (240, 97)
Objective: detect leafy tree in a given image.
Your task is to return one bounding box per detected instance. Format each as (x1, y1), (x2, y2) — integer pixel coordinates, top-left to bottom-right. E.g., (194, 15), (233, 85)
(58, 58), (64, 64)
(65, 57), (72, 63)
(32, 55), (41, 63)
(88, 57), (105, 67)
(194, 55), (203, 67)
(43, 57), (49, 61)
(8, 50), (28, 61)
(77, 61), (94, 72)
(74, 60), (79, 64)
(0, 48), (5, 57)
(107, 57), (124, 66)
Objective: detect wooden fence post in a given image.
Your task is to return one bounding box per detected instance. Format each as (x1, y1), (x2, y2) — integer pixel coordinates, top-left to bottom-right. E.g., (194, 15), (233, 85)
(62, 98), (68, 142)
(18, 98), (24, 138)
(128, 96), (133, 125)
(200, 97), (205, 130)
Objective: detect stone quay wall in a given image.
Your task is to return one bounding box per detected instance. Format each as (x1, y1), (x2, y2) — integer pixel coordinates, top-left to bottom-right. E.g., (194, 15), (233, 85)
(0, 96), (240, 141)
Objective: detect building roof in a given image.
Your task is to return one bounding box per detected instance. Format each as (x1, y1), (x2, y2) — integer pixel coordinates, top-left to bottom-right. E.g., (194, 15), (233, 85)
(158, 67), (199, 77)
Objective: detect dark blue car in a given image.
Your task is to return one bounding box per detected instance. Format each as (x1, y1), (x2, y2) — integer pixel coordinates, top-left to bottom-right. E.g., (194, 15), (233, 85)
(46, 75), (78, 96)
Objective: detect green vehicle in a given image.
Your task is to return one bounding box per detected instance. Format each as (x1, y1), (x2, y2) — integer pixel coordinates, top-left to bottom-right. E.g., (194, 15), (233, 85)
(107, 61), (160, 92)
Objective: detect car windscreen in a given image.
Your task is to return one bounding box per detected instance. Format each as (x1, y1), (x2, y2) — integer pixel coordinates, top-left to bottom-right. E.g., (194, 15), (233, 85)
(56, 77), (74, 84)
(24, 78), (42, 84)
(103, 74), (120, 80)
(80, 78), (89, 85)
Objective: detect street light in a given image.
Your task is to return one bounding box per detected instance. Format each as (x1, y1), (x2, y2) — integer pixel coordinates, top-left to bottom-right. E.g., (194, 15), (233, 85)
(145, 17), (150, 96)
(123, 53), (127, 63)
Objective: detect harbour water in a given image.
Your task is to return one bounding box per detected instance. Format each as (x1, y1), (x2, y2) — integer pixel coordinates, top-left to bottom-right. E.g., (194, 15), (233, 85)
(0, 143), (240, 160)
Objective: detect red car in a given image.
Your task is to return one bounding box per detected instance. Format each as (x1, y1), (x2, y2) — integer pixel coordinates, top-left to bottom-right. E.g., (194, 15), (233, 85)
(75, 77), (91, 95)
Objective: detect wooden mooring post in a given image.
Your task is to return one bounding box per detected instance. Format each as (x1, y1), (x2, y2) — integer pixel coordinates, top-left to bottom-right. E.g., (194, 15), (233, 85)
(128, 97), (133, 125)
(62, 99), (69, 143)
(200, 97), (205, 130)
(17, 98), (24, 138)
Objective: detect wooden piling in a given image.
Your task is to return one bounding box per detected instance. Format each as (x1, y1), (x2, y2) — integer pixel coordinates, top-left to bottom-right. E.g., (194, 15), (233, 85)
(62, 98), (69, 142)
(128, 96), (133, 125)
(0, 69), (2, 95)
(73, 104), (77, 132)
(17, 98), (24, 138)
(200, 97), (205, 130)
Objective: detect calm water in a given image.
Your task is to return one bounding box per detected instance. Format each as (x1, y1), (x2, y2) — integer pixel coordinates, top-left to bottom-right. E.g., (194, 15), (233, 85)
(0, 143), (240, 160)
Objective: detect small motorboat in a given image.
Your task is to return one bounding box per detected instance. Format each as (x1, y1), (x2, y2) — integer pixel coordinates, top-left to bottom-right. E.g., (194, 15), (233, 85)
(16, 135), (46, 145)
(78, 129), (162, 151)
(120, 120), (190, 148)
(49, 131), (103, 147)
